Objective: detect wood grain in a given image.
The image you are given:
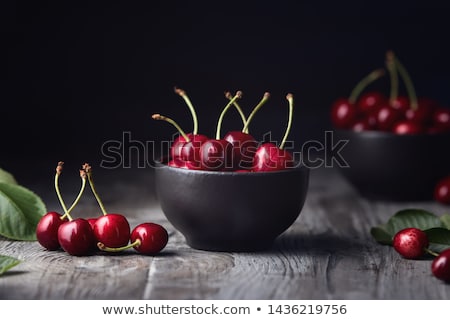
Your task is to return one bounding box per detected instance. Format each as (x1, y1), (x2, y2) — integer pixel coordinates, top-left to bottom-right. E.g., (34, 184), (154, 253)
(1, 168), (449, 299)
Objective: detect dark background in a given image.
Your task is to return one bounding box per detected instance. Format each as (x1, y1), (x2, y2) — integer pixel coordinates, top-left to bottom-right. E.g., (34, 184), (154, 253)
(3, 1), (450, 184)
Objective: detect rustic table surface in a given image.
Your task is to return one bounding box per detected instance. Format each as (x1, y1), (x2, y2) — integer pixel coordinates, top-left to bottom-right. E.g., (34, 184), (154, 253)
(1, 166), (449, 300)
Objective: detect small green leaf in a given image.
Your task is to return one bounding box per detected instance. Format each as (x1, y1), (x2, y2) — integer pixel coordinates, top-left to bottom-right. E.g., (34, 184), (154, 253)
(385, 209), (444, 235)
(0, 255), (21, 276)
(0, 182), (46, 240)
(370, 225), (392, 245)
(424, 228), (450, 253)
(0, 168), (18, 185)
(440, 214), (450, 230)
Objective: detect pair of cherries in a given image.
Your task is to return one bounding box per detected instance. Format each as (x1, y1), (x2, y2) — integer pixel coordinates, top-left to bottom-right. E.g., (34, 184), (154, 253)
(393, 228), (450, 282)
(153, 88), (295, 172)
(36, 162), (168, 256)
(331, 51), (450, 134)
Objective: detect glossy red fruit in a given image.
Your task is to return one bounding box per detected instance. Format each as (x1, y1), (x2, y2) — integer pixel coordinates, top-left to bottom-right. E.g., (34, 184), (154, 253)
(58, 218), (96, 256)
(200, 139), (233, 171)
(375, 105), (403, 131)
(432, 108), (450, 132)
(351, 118), (375, 132)
(357, 91), (386, 114)
(87, 218), (98, 230)
(223, 131), (258, 170)
(331, 99), (357, 129)
(36, 211), (68, 250)
(405, 104), (435, 125)
(94, 213), (131, 248)
(431, 248), (450, 282)
(253, 143), (293, 172)
(392, 120), (423, 135)
(393, 228), (429, 259)
(131, 223), (169, 255)
(434, 176), (450, 205)
(390, 96), (410, 113)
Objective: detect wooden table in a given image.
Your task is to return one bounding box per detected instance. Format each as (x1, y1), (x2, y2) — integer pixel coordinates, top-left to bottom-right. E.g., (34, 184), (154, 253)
(1, 167), (449, 299)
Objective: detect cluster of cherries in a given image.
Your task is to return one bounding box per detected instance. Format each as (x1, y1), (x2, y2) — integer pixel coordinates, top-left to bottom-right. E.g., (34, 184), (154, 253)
(152, 88), (295, 172)
(331, 51), (450, 134)
(36, 162), (168, 256)
(393, 228), (450, 283)
(331, 51), (450, 206)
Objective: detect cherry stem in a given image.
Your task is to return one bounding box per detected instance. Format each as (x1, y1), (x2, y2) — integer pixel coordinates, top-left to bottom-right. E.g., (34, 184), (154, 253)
(225, 91), (248, 132)
(348, 69), (386, 104)
(54, 162), (70, 218)
(152, 113), (190, 142)
(386, 50), (399, 104)
(279, 94), (294, 150)
(425, 248), (439, 257)
(174, 87), (199, 135)
(97, 239), (141, 252)
(63, 170), (87, 220)
(215, 91), (243, 140)
(241, 92), (270, 134)
(394, 55), (418, 110)
(83, 163), (108, 216)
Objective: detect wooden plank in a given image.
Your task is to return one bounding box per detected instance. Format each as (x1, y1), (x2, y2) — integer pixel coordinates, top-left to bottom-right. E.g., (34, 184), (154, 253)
(1, 168), (449, 299)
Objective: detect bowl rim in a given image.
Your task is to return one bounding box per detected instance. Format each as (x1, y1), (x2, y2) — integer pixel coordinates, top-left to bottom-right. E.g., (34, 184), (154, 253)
(154, 159), (309, 176)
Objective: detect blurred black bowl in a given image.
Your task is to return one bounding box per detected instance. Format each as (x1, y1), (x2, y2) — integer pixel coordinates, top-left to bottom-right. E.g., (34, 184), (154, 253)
(154, 161), (309, 252)
(335, 130), (450, 201)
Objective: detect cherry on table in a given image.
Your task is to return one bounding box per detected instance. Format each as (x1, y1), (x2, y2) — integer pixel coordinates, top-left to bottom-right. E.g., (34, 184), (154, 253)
(36, 211), (68, 251)
(93, 213), (131, 248)
(432, 108), (450, 132)
(434, 176), (450, 205)
(431, 248), (450, 282)
(393, 227), (429, 259)
(58, 218), (96, 256)
(131, 223), (169, 255)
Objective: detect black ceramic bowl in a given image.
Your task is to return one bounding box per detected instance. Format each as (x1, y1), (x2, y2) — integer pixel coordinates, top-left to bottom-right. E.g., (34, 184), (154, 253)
(154, 161), (309, 252)
(335, 130), (450, 201)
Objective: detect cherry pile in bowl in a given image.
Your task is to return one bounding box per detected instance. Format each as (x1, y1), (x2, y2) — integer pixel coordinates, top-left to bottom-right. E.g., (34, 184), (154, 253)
(152, 88), (297, 173)
(331, 51), (450, 204)
(331, 52), (450, 135)
(36, 162), (169, 256)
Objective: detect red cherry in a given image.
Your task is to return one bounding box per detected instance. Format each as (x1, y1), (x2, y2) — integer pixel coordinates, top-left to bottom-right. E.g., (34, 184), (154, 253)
(390, 96), (410, 113)
(87, 218), (98, 230)
(375, 105), (403, 131)
(393, 228), (429, 259)
(351, 118), (375, 132)
(434, 176), (450, 205)
(36, 211), (68, 251)
(253, 142), (294, 172)
(180, 134), (209, 165)
(131, 223), (169, 255)
(223, 131), (258, 170)
(199, 139), (233, 171)
(331, 98), (357, 129)
(93, 214), (131, 248)
(58, 218), (96, 256)
(392, 120), (423, 135)
(357, 91), (386, 114)
(432, 249), (450, 282)
(405, 103), (435, 125)
(432, 108), (450, 132)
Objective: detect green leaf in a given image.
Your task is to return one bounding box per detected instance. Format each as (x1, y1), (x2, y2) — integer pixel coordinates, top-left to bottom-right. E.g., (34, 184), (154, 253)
(0, 168), (18, 185)
(424, 228), (450, 253)
(0, 255), (21, 276)
(370, 225), (393, 245)
(440, 214), (450, 230)
(0, 182), (46, 240)
(385, 209), (444, 235)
